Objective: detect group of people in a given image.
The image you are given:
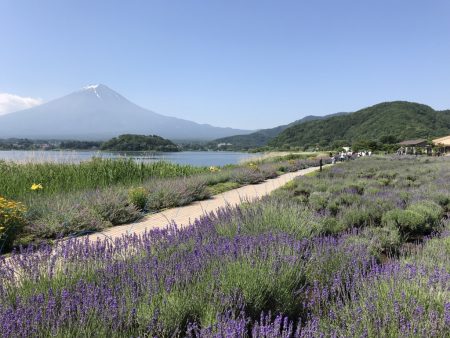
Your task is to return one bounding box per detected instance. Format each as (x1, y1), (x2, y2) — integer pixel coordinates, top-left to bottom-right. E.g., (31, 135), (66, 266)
(330, 150), (372, 164)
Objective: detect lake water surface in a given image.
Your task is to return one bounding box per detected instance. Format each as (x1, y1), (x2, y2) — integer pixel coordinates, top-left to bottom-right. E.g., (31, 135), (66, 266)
(0, 150), (261, 167)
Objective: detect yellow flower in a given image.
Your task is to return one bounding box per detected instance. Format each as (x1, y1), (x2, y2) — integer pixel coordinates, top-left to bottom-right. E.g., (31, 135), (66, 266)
(209, 166), (220, 172)
(31, 183), (43, 191)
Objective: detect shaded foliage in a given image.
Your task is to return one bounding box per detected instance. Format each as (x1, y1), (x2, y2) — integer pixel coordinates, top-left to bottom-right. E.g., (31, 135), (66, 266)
(100, 134), (179, 151)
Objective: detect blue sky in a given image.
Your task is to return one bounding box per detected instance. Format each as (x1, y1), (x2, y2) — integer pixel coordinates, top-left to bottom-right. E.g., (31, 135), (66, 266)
(0, 0), (449, 129)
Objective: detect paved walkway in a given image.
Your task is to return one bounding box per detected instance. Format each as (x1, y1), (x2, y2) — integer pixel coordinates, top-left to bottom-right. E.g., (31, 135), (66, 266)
(89, 165), (324, 241)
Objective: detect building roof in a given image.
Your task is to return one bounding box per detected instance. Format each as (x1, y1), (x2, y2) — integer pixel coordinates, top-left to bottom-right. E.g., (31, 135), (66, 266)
(433, 135), (450, 146)
(398, 139), (427, 146)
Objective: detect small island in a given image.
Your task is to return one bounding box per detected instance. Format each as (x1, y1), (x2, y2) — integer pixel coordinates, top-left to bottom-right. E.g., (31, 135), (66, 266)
(100, 134), (180, 152)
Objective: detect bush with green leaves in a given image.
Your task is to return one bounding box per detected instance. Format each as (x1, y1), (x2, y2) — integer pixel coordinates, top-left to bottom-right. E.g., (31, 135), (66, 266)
(351, 226), (402, 256)
(27, 203), (109, 240)
(308, 191), (330, 211)
(230, 167), (266, 185)
(22, 189), (142, 245)
(403, 227), (450, 271)
(0, 196), (27, 253)
(128, 187), (149, 211)
(431, 192), (450, 211)
(382, 201), (443, 237)
(214, 198), (321, 239)
(88, 189), (142, 225)
(146, 177), (211, 211)
(339, 207), (373, 229)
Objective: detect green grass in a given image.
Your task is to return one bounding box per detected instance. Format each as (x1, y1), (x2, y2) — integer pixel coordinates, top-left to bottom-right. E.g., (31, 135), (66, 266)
(0, 158), (208, 200)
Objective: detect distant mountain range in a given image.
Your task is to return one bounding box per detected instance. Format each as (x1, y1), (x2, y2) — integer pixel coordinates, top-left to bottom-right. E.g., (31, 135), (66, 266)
(210, 113), (346, 149)
(269, 101), (450, 149)
(2, 87), (448, 149)
(0, 84), (252, 140)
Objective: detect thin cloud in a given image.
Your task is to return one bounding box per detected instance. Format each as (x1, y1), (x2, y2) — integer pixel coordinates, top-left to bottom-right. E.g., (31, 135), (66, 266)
(0, 93), (43, 115)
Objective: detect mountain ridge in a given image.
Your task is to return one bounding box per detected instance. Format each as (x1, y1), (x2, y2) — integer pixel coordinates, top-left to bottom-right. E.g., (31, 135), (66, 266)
(269, 101), (450, 149)
(210, 112), (347, 149)
(0, 84), (252, 141)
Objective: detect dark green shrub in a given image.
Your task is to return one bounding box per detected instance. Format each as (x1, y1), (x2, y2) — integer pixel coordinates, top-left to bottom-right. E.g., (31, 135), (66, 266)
(382, 209), (425, 236)
(361, 198), (394, 225)
(408, 201), (442, 226)
(382, 201), (442, 236)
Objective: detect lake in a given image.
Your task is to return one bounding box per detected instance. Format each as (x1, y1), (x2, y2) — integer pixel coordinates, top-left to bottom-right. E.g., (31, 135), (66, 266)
(0, 150), (262, 167)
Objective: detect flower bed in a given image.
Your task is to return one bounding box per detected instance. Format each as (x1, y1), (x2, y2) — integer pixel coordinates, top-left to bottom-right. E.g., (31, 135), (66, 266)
(1, 157), (449, 336)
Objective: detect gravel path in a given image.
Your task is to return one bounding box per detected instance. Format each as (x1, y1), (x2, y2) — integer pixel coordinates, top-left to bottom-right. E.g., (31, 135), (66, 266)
(89, 165), (324, 241)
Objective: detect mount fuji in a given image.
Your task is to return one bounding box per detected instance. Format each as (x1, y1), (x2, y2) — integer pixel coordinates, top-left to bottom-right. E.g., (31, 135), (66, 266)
(0, 84), (252, 140)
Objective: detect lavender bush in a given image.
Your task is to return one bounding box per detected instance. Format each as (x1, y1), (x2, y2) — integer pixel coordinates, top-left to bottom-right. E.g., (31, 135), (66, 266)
(1, 156), (449, 336)
(0, 211), (373, 337)
(8, 157), (324, 248)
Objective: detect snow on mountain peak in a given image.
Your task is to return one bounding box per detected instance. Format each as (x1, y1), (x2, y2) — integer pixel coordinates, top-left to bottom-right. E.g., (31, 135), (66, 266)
(83, 84), (101, 98)
(84, 84), (100, 90)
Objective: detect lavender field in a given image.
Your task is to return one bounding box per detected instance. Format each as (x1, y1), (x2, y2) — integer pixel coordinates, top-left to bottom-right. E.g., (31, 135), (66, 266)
(0, 155), (322, 249)
(1, 157), (449, 337)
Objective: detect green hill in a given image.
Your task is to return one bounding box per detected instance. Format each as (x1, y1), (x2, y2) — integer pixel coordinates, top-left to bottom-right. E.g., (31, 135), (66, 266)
(269, 101), (450, 149)
(210, 114), (344, 150)
(100, 134), (179, 152)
